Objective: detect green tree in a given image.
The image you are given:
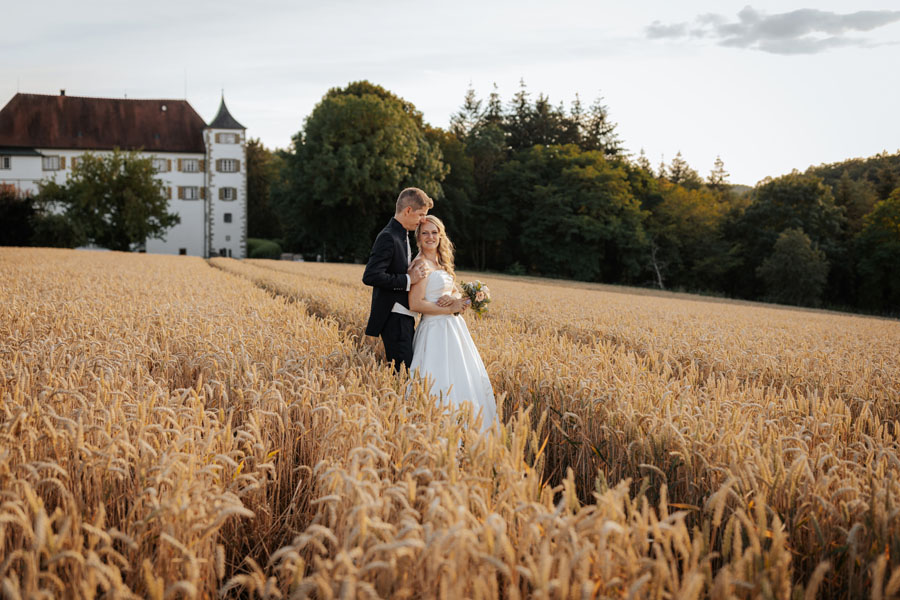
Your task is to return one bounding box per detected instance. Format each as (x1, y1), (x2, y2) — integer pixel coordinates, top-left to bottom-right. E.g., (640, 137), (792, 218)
(725, 171), (845, 299)
(635, 149), (653, 175)
(875, 164), (899, 200)
(503, 81), (584, 152)
(282, 81), (447, 260)
(707, 155), (729, 191)
(453, 86), (509, 269)
(756, 228), (830, 306)
(855, 189), (900, 312)
(30, 212), (86, 248)
(645, 181), (732, 291)
(0, 185), (36, 246)
(425, 125), (475, 260)
(449, 85), (482, 139)
(246, 138), (283, 240)
(37, 149), (178, 251)
(834, 170), (878, 234)
(493, 144), (647, 282)
(667, 151), (702, 189)
(578, 95), (623, 158)
(657, 156), (669, 181)
(505, 79), (533, 152)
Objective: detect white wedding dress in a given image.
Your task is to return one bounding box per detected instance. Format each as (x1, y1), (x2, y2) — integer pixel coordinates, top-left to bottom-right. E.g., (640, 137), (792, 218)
(410, 270), (497, 432)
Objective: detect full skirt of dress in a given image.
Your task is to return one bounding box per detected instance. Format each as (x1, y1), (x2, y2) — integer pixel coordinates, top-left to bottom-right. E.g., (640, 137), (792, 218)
(410, 313), (497, 432)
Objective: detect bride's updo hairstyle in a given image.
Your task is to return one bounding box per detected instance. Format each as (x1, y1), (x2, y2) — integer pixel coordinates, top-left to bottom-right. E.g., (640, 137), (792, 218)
(416, 215), (455, 279)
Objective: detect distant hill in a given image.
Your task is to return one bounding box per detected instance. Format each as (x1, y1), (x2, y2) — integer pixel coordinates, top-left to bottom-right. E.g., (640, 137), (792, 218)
(730, 184), (753, 197)
(806, 150), (900, 197)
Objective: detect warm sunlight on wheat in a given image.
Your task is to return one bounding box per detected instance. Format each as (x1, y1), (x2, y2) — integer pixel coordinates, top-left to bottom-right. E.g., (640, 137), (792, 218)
(2, 248), (899, 599)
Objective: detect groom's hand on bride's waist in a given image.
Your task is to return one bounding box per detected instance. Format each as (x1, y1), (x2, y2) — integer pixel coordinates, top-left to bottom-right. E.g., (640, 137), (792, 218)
(436, 294), (455, 308)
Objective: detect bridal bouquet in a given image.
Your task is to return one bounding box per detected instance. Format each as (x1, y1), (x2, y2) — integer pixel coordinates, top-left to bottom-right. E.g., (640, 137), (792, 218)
(460, 280), (492, 316)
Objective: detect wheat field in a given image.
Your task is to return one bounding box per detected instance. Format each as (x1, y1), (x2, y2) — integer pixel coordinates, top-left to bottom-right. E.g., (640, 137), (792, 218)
(2, 247), (899, 599)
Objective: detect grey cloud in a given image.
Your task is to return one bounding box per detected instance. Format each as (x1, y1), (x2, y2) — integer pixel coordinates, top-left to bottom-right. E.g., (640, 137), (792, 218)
(646, 21), (689, 39)
(646, 6), (900, 54)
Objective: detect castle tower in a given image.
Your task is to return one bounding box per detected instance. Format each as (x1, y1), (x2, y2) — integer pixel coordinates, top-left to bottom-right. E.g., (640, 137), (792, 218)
(205, 95), (246, 258)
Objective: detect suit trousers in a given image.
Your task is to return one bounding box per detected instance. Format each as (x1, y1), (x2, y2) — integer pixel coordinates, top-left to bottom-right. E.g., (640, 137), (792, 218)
(381, 312), (415, 371)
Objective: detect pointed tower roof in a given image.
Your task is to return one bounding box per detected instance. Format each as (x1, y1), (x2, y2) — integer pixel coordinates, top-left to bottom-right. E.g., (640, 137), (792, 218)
(208, 95), (244, 130)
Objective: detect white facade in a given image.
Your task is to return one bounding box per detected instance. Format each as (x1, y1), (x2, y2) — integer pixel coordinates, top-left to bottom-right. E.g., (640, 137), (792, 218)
(0, 151), (45, 195)
(143, 151), (209, 257)
(0, 94), (247, 258)
(204, 128), (247, 259)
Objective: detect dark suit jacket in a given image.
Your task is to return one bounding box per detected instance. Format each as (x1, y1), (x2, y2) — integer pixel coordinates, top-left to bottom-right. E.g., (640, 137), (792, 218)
(363, 218), (411, 336)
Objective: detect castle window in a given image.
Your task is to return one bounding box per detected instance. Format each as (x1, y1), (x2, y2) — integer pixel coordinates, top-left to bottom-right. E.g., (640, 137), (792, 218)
(181, 158), (200, 172)
(217, 159), (239, 173)
(219, 187), (237, 200)
(152, 158), (170, 173)
(179, 186), (204, 200)
(224, 212), (233, 223)
(42, 156), (61, 171)
(0, 157), (10, 170)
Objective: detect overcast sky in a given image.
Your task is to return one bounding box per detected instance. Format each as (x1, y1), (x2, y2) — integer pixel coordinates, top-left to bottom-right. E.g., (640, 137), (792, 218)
(3, 0), (899, 185)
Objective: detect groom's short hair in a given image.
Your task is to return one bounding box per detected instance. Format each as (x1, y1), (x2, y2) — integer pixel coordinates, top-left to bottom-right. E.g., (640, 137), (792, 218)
(396, 187), (433, 213)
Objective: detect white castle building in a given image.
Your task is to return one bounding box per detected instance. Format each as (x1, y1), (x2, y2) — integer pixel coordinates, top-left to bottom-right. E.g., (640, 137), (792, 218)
(0, 91), (247, 258)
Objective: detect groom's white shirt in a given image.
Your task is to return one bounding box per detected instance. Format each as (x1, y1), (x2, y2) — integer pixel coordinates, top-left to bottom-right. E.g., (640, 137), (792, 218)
(391, 233), (417, 318)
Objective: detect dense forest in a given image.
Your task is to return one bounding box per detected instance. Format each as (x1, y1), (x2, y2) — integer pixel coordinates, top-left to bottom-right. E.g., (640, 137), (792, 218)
(3, 80), (898, 315)
(247, 80), (899, 315)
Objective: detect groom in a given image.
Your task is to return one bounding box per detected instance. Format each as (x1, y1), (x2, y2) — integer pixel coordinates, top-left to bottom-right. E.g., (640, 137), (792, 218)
(363, 188), (433, 371)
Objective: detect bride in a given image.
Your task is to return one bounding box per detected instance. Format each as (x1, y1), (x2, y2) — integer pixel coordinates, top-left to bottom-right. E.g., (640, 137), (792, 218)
(408, 216), (498, 432)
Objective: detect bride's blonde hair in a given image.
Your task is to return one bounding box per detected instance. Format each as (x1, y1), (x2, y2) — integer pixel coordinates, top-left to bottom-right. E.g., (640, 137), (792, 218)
(415, 215), (455, 279)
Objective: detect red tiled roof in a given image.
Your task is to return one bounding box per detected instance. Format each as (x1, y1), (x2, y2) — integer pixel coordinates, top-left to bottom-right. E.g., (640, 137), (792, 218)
(0, 93), (207, 153)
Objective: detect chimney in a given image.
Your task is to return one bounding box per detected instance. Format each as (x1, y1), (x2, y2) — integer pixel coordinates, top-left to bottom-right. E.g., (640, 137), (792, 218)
(60, 89), (66, 96)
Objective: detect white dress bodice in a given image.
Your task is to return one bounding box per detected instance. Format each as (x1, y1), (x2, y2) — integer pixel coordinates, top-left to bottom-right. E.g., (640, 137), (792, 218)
(423, 269), (455, 303)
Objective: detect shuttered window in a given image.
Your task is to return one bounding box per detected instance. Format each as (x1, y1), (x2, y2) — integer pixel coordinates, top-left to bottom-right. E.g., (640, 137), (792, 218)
(216, 159), (240, 173)
(42, 156), (61, 171)
(179, 186), (201, 200)
(219, 187), (237, 200)
(152, 158), (169, 172)
(180, 159), (200, 172)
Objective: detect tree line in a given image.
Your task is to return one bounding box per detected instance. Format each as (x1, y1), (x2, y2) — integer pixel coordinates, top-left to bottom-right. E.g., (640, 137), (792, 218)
(2, 80), (897, 315)
(249, 80), (899, 315)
